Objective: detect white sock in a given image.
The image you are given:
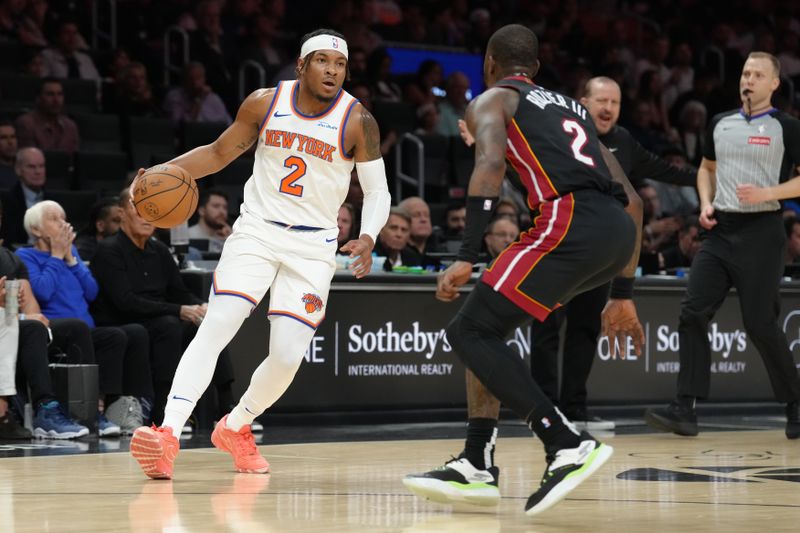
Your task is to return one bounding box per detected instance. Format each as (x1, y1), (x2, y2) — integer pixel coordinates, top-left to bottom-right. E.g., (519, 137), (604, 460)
(225, 316), (316, 432)
(162, 295), (255, 438)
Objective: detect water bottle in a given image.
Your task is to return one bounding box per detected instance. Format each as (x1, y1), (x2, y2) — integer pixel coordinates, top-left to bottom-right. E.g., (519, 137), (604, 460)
(170, 221), (190, 267)
(4, 279), (20, 326)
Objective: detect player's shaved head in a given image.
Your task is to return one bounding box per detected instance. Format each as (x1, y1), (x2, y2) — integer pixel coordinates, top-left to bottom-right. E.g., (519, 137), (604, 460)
(487, 24), (539, 73)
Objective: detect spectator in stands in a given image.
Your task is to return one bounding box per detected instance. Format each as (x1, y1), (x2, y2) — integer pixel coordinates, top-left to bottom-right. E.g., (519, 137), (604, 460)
(90, 188), (235, 424)
(0, 147), (51, 246)
(0, 199), (90, 439)
(41, 18), (100, 82)
(482, 217), (520, 262)
(337, 203), (356, 252)
(374, 207), (416, 270)
(111, 62), (161, 118)
(19, 0), (48, 48)
(414, 103), (440, 135)
(676, 100), (708, 166)
(189, 0), (236, 106)
(18, 200), (155, 434)
(23, 48), (46, 77)
(437, 71), (470, 137)
(163, 62), (232, 126)
(638, 182), (680, 255)
(494, 197), (521, 225)
(465, 7), (492, 54)
(785, 217), (800, 268)
(15, 78), (80, 153)
(659, 215), (701, 271)
(654, 147), (699, 216)
(348, 81), (397, 157)
(348, 46), (368, 82)
(404, 59), (443, 107)
(398, 196), (440, 265)
(75, 197), (122, 262)
(367, 48), (403, 102)
(187, 188), (231, 253)
(243, 11), (285, 71)
(443, 201), (466, 239)
(0, 120), (17, 188)
(366, 48), (402, 103)
(663, 42), (695, 112)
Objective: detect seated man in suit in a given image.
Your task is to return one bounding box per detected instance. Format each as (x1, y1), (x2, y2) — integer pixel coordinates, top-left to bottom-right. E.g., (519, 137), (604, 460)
(90, 188), (235, 425)
(0, 147), (50, 247)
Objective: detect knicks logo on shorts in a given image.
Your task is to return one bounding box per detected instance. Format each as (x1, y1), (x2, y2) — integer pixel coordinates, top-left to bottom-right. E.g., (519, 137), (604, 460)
(302, 293), (324, 314)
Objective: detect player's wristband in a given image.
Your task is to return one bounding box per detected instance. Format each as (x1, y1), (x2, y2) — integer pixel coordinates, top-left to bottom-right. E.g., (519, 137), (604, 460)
(609, 276), (635, 299)
(456, 196), (499, 263)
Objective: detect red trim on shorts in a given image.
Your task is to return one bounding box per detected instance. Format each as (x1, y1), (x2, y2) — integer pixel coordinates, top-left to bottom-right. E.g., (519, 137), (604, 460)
(482, 193), (574, 320)
(267, 310), (325, 329)
(212, 272), (258, 306)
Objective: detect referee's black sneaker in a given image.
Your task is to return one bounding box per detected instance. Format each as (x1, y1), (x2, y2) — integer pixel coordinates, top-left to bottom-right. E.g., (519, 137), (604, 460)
(643, 400), (698, 436)
(402, 456), (500, 506)
(525, 432), (614, 516)
(787, 401), (800, 440)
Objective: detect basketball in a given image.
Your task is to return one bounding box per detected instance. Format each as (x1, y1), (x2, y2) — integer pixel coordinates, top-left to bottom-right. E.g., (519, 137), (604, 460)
(132, 164), (198, 228)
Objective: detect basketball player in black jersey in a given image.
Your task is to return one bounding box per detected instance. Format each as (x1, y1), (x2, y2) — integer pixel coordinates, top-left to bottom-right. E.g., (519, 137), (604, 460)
(403, 25), (645, 517)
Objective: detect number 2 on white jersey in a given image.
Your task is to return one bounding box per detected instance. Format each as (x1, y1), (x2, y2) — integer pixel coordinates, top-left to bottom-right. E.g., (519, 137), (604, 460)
(561, 119), (595, 167)
(280, 156), (306, 197)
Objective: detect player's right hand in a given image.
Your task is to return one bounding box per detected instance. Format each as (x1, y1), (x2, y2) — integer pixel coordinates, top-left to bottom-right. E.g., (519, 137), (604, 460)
(436, 261), (473, 302)
(600, 299), (644, 356)
(699, 204), (716, 229)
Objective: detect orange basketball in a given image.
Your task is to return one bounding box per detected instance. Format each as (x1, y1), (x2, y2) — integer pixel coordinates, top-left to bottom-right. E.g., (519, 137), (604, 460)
(132, 164), (198, 228)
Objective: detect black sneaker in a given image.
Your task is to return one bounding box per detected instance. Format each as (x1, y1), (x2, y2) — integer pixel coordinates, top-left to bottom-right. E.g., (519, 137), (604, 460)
(525, 432), (614, 516)
(787, 401), (799, 440)
(0, 411), (32, 440)
(643, 401), (698, 436)
(403, 456), (501, 507)
(564, 407), (615, 431)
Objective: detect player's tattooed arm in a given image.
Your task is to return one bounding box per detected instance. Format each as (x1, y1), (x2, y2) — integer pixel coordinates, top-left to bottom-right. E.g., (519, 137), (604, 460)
(168, 88), (272, 179)
(352, 104), (382, 161)
(465, 88), (512, 197)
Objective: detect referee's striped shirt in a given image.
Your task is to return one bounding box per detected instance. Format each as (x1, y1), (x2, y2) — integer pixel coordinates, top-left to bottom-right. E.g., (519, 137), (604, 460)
(706, 108), (800, 213)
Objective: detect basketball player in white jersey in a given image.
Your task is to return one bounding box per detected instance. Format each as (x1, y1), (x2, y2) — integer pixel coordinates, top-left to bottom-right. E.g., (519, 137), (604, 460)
(129, 29), (391, 479)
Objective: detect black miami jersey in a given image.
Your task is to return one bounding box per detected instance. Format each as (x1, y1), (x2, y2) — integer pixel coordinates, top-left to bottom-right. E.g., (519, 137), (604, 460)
(496, 77), (627, 210)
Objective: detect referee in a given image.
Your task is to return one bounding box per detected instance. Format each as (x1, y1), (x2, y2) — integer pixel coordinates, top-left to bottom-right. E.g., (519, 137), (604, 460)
(531, 76), (696, 430)
(645, 52), (800, 440)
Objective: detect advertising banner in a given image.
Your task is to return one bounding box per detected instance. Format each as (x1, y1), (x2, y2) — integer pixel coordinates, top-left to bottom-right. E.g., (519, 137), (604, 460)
(223, 280), (800, 409)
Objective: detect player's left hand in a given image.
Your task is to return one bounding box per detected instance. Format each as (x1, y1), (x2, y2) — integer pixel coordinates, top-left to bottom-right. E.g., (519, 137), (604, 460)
(341, 235), (374, 279)
(736, 183), (771, 205)
(600, 298), (645, 356)
(436, 261), (473, 302)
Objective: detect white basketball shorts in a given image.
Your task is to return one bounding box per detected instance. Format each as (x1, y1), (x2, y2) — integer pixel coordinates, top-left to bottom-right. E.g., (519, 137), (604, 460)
(211, 209), (339, 329)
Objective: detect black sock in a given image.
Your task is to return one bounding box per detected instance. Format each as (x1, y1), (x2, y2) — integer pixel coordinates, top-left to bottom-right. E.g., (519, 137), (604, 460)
(677, 395), (696, 409)
(462, 418), (498, 470)
(527, 406), (581, 455)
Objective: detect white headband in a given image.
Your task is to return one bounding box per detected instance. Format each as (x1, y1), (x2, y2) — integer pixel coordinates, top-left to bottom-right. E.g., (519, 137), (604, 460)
(300, 34), (348, 60)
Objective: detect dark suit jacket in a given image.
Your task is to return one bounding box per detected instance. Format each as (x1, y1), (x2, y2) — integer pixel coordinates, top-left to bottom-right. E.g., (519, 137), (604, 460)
(0, 182), (51, 247)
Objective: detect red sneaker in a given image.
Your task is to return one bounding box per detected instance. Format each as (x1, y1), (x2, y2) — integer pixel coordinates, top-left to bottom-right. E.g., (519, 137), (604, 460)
(211, 415), (270, 474)
(130, 425), (179, 479)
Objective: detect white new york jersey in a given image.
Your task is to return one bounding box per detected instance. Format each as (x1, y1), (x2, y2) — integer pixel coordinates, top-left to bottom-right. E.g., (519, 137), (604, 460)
(242, 80), (358, 228)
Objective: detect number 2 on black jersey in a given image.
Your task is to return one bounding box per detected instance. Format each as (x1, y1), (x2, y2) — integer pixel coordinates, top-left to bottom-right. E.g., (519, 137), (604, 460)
(561, 119), (596, 167)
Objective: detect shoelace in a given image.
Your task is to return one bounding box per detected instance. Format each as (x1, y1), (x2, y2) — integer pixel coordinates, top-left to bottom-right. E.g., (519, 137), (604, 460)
(47, 406), (78, 427)
(233, 429), (259, 456)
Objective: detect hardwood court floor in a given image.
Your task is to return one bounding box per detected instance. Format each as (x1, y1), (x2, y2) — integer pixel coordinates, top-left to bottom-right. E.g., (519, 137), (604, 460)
(1, 429), (799, 532)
